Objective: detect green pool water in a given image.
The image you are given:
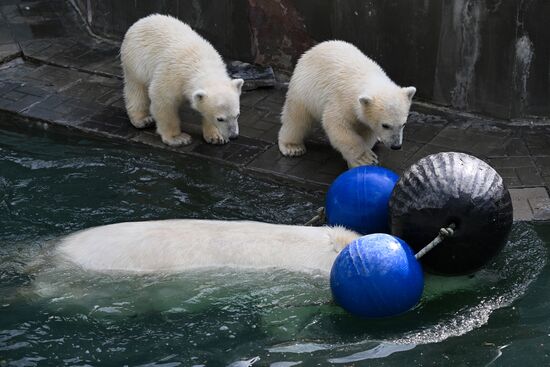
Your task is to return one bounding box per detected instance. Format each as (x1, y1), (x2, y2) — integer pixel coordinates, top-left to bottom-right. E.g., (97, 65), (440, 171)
(1, 124), (549, 367)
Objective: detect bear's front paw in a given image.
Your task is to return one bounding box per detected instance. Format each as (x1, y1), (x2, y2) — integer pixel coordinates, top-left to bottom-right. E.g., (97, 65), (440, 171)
(279, 142), (307, 157)
(162, 133), (193, 146)
(348, 150), (378, 167)
(203, 128), (229, 145)
(130, 115), (155, 129)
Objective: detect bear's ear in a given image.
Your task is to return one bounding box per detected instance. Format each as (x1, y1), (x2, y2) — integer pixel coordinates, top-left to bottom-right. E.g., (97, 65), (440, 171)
(232, 79), (244, 94)
(192, 89), (207, 107)
(403, 86), (416, 101)
(358, 95), (373, 106)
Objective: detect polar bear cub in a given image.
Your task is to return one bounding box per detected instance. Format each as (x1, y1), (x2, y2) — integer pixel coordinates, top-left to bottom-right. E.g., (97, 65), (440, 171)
(278, 41), (416, 167)
(120, 14), (244, 146)
(55, 220), (361, 274)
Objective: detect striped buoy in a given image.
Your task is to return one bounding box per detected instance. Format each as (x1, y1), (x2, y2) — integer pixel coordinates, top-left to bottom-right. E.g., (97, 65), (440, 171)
(389, 152), (513, 275)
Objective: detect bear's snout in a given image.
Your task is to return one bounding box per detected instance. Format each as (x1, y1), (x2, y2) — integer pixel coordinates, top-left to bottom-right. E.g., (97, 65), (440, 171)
(391, 144), (402, 150)
(229, 124), (239, 139)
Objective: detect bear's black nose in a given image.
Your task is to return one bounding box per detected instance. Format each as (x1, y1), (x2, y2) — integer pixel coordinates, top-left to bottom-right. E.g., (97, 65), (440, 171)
(391, 145), (402, 150)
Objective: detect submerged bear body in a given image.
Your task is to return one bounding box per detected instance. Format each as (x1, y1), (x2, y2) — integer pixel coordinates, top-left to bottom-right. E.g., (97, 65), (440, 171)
(56, 220), (361, 274)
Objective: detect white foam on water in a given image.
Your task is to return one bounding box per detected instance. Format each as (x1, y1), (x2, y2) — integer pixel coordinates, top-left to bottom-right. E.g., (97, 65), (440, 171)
(328, 342), (416, 363)
(394, 224), (546, 345)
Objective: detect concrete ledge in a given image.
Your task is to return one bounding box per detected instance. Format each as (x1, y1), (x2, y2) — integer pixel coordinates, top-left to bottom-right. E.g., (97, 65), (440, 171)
(510, 187), (550, 222)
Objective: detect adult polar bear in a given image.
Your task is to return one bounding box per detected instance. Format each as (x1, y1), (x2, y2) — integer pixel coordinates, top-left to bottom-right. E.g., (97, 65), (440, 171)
(56, 220), (361, 274)
(121, 14), (244, 146)
(278, 41), (416, 167)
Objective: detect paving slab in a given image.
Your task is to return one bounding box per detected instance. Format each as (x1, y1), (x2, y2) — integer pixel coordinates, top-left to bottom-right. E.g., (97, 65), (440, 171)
(509, 188), (550, 222)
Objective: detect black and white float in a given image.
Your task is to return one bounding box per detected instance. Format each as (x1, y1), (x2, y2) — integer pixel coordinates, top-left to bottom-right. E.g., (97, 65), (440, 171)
(388, 152), (513, 275)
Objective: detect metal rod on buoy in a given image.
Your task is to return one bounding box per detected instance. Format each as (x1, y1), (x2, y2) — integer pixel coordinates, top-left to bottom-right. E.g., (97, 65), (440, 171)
(415, 223), (456, 260)
(304, 207), (326, 226)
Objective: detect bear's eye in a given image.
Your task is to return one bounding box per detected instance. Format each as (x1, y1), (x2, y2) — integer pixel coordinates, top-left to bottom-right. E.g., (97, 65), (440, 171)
(235, 113), (240, 120)
(216, 117), (226, 122)
(382, 124), (391, 130)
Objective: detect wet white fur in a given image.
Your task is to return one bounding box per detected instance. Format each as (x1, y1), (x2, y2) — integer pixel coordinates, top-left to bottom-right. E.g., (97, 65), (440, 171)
(121, 14), (244, 146)
(279, 40), (416, 167)
(56, 220), (361, 274)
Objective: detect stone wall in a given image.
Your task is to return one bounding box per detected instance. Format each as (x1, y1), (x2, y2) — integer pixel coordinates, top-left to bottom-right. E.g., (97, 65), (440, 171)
(71, 0), (550, 120)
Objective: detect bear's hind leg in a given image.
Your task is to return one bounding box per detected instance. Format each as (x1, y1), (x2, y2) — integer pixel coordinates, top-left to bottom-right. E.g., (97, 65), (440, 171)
(278, 99), (313, 157)
(123, 77), (154, 128)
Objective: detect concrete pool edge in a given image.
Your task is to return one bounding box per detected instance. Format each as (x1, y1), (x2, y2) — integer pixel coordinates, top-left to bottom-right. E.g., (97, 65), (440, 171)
(1, 108), (550, 223)
(0, 109), (331, 194)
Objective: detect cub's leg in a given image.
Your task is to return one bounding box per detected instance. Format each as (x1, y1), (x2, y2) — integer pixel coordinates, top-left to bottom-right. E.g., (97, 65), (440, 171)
(123, 76), (155, 128)
(202, 119), (229, 145)
(322, 105), (378, 167)
(149, 83), (192, 146)
(278, 98), (314, 157)
(356, 123), (379, 149)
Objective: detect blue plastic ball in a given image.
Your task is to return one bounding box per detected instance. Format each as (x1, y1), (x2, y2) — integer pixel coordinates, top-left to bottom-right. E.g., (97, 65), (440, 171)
(330, 234), (424, 318)
(326, 166), (399, 234)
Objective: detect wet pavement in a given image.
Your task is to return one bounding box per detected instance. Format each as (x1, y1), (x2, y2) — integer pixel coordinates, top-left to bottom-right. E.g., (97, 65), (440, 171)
(1, 0), (550, 221)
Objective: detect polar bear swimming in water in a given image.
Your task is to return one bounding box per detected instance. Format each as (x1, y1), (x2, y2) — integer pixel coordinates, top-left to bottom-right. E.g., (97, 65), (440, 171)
(26, 219), (482, 316)
(55, 220), (361, 274)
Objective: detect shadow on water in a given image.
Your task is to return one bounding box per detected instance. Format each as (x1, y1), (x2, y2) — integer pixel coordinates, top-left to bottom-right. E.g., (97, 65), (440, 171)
(1, 125), (549, 366)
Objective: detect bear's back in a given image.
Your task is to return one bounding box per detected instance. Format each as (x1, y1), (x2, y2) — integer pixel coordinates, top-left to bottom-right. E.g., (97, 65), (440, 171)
(55, 220), (344, 273)
(121, 14), (223, 79)
(297, 41), (385, 82)
(126, 14), (202, 46)
(287, 41), (391, 118)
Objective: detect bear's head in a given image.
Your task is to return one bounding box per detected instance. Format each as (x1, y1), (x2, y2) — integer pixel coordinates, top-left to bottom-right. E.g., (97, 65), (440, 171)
(356, 86), (416, 150)
(191, 78), (244, 139)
